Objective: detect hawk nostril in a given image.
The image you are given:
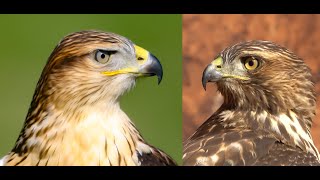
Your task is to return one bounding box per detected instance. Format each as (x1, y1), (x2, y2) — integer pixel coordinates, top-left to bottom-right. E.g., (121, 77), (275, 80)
(138, 57), (144, 60)
(216, 65), (222, 68)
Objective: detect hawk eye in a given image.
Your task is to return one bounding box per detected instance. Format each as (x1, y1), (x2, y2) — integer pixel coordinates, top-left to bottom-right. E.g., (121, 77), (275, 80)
(243, 57), (259, 71)
(95, 50), (111, 64)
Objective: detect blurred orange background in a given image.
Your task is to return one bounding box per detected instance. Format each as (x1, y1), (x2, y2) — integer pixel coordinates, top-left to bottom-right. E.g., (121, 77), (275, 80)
(183, 14), (320, 152)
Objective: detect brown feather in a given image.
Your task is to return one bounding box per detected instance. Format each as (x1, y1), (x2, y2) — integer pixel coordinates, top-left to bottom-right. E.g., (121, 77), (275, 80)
(2, 30), (175, 166)
(184, 40), (320, 166)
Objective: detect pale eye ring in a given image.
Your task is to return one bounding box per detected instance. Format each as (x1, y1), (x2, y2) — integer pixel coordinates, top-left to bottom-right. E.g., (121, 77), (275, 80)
(95, 50), (110, 64)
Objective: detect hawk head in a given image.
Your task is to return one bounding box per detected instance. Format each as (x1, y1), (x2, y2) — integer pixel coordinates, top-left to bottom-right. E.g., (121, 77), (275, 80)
(35, 30), (163, 111)
(3, 30), (170, 166)
(202, 40), (316, 130)
(183, 40), (319, 165)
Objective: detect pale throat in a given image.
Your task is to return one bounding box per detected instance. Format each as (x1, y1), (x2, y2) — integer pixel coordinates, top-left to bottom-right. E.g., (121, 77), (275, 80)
(16, 101), (150, 166)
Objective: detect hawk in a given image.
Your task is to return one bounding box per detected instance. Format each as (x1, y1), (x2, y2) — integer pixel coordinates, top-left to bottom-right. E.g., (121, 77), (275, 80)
(0, 30), (176, 166)
(183, 40), (320, 166)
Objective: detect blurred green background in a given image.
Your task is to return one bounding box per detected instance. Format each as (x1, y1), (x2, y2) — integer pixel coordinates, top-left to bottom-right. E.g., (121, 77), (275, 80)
(0, 15), (182, 165)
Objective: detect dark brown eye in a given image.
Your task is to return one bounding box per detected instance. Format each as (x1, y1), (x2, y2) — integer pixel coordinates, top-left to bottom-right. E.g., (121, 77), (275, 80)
(243, 57), (259, 70)
(95, 50), (110, 64)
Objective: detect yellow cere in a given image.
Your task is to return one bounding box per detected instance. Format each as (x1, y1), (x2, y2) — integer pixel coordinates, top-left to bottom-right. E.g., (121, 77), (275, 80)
(211, 56), (223, 68)
(134, 45), (149, 65)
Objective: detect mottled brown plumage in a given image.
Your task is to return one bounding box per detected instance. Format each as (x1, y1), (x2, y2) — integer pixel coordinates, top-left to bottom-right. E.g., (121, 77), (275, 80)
(1, 30), (176, 166)
(183, 40), (320, 166)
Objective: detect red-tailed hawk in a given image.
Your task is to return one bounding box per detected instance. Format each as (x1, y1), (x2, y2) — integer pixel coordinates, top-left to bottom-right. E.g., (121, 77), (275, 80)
(0, 30), (176, 166)
(183, 40), (320, 166)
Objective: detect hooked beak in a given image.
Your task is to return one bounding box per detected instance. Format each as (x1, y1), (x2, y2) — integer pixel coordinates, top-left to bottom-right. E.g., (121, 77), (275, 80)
(101, 45), (163, 85)
(137, 51), (163, 85)
(202, 57), (223, 90)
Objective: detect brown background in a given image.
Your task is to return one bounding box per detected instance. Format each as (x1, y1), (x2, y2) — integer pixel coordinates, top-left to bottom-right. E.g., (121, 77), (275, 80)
(183, 14), (320, 151)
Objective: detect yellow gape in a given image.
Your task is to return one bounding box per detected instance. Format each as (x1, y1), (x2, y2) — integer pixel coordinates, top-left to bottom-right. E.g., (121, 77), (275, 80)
(101, 67), (139, 76)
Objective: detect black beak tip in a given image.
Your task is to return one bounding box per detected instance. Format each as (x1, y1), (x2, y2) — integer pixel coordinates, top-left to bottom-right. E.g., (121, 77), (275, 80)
(150, 53), (163, 85)
(201, 64), (222, 91)
(157, 73), (163, 85)
(202, 65), (210, 91)
(202, 78), (207, 91)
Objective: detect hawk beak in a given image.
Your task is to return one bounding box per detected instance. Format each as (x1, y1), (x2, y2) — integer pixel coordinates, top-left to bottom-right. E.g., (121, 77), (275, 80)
(202, 57), (223, 90)
(135, 45), (163, 85)
(202, 64), (223, 90)
(101, 45), (163, 85)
